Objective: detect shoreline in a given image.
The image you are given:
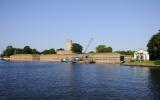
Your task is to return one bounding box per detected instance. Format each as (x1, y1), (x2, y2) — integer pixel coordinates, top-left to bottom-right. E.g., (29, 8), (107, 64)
(1, 58), (160, 67)
(123, 63), (160, 67)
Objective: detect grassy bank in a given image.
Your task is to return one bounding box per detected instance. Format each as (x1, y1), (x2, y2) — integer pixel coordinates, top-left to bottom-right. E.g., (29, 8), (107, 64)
(125, 60), (160, 67)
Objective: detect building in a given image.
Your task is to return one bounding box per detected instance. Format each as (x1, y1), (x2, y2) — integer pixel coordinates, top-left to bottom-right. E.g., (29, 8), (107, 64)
(66, 39), (72, 51)
(56, 39), (72, 54)
(134, 49), (149, 60)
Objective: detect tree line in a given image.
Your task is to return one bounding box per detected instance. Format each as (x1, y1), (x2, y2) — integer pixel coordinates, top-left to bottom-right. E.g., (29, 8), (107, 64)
(1, 43), (136, 57)
(1, 43), (114, 57)
(1, 31), (159, 60)
(147, 31), (160, 60)
(0, 46), (58, 57)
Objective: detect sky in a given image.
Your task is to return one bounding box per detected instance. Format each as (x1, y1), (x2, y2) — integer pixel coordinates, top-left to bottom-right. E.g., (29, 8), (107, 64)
(0, 0), (160, 53)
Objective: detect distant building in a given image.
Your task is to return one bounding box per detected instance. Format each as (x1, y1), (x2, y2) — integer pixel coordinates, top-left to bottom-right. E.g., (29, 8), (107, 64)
(66, 39), (72, 51)
(56, 39), (72, 54)
(134, 49), (149, 60)
(56, 50), (66, 55)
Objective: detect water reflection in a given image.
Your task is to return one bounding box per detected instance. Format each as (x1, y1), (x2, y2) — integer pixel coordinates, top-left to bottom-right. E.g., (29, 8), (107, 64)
(149, 68), (160, 100)
(0, 61), (160, 100)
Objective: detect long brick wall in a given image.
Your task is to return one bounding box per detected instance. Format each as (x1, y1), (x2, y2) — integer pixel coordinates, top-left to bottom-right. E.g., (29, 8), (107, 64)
(10, 53), (124, 64)
(10, 54), (40, 61)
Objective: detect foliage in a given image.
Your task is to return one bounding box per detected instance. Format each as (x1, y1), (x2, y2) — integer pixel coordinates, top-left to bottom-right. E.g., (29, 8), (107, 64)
(32, 49), (40, 54)
(1, 46), (40, 57)
(56, 48), (64, 51)
(114, 50), (134, 55)
(41, 48), (56, 54)
(88, 51), (95, 53)
(23, 46), (32, 54)
(1, 46), (15, 57)
(128, 60), (160, 66)
(96, 45), (112, 53)
(154, 60), (160, 65)
(71, 43), (83, 53)
(147, 32), (160, 60)
(15, 48), (23, 54)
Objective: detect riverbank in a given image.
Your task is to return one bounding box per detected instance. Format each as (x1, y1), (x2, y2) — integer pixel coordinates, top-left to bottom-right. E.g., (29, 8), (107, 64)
(9, 53), (122, 64)
(124, 60), (160, 67)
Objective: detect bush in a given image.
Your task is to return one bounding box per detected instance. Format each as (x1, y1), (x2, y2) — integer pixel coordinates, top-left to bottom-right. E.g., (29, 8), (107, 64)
(154, 60), (160, 65)
(147, 32), (160, 60)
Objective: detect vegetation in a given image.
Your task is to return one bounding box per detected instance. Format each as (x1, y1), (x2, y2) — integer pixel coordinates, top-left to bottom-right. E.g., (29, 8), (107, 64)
(41, 49), (56, 54)
(56, 48), (64, 51)
(1, 45), (40, 57)
(96, 45), (112, 53)
(88, 51), (95, 53)
(23, 46), (33, 54)
(1, 46), (15, 57)
(128, 60), (160, 66)
(71, 43), (83, 53)
(114, 50), (134, 55)
(147, 31), (160, 60)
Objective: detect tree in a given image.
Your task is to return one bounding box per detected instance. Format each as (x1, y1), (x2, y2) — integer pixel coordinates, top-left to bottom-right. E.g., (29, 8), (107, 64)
(41, 48), (55, 54)
(48, 49), (56, 54)
(23, 46), (32, 54)
(89, 51), (95, 53)
(96, 45), (112, 53)
(114, 50), (134, 55)
(56, 48), (64, 51)
(147, 31), (160, 60)
(15, 48), (23, 54)
(71, 43), (83, 53)
(1, 45), (15, 57)
(32, 49), (40, 54)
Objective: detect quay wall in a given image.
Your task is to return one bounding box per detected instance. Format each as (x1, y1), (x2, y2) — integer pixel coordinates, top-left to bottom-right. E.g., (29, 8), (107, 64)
(10, 54), (40, 61)
(88, 53), (120, 64)
(9, 53), (129, 64)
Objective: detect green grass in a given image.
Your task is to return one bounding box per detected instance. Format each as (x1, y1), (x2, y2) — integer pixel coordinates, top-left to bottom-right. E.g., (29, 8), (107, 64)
(127, 60), (160, 66)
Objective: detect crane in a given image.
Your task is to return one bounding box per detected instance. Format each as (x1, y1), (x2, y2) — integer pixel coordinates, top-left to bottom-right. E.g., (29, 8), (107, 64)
(71, 38), (93, 63)
(84, 38), (93, 53)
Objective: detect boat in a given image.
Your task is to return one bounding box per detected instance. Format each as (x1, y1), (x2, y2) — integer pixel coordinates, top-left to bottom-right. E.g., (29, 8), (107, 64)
(1, 57), (10, 61)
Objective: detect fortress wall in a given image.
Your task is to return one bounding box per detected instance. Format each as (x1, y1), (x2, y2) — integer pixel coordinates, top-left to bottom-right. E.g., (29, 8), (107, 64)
(10, 53), (122, 64)
(40, 55), (62, 62)
(10, 54), (37, 61)
(40, 54), (73, 62)
(88, 53), (120, 64)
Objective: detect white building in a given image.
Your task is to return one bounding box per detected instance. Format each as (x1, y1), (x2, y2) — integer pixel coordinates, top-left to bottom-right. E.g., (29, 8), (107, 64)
(134, 49), (149, 60)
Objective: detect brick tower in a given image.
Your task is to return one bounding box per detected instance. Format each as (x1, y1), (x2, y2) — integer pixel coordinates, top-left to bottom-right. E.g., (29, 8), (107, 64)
(66, 39), (72, 53)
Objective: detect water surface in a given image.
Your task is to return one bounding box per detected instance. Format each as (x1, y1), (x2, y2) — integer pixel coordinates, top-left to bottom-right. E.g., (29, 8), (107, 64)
(0, 60), (160, 100)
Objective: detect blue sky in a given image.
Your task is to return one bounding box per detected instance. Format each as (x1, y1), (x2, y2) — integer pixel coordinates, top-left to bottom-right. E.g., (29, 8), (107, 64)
(0, 0), (160, 53)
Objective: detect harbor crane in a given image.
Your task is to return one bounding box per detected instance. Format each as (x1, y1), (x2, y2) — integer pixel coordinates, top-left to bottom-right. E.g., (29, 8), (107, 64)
(84, 38), (93, 53)
(71, 38), (93, 63)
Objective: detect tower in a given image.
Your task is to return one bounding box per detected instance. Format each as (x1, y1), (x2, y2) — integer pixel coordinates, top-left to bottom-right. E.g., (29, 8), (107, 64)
(66, 39), (72, 51)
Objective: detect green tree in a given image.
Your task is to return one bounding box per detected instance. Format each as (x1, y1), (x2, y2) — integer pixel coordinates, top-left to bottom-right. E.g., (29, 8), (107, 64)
(89, 51), (95, 53)
(23, 46), (32, 54)
(41, 48), (55, 54)
(96, 45), (112, 53)
(147, 31), (160, 60)
(56, 48), (64, 51)
(114, 50), (134, 55)
(71, 43), (83, 53)
(15, 48), (23, 54)
(48, 49), (55, 54)
(1, 46), (15, 57)
(32, 49), (40, 54)
(41, 50), (49, 54)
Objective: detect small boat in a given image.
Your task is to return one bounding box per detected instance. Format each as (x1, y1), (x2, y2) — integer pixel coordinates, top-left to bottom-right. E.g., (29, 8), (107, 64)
(1, 57), (10, 61)
(71, 58), (78, 63)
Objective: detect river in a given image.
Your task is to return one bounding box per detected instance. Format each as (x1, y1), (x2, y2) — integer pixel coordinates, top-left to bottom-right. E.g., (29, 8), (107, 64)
(0, 60), (160, 100)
